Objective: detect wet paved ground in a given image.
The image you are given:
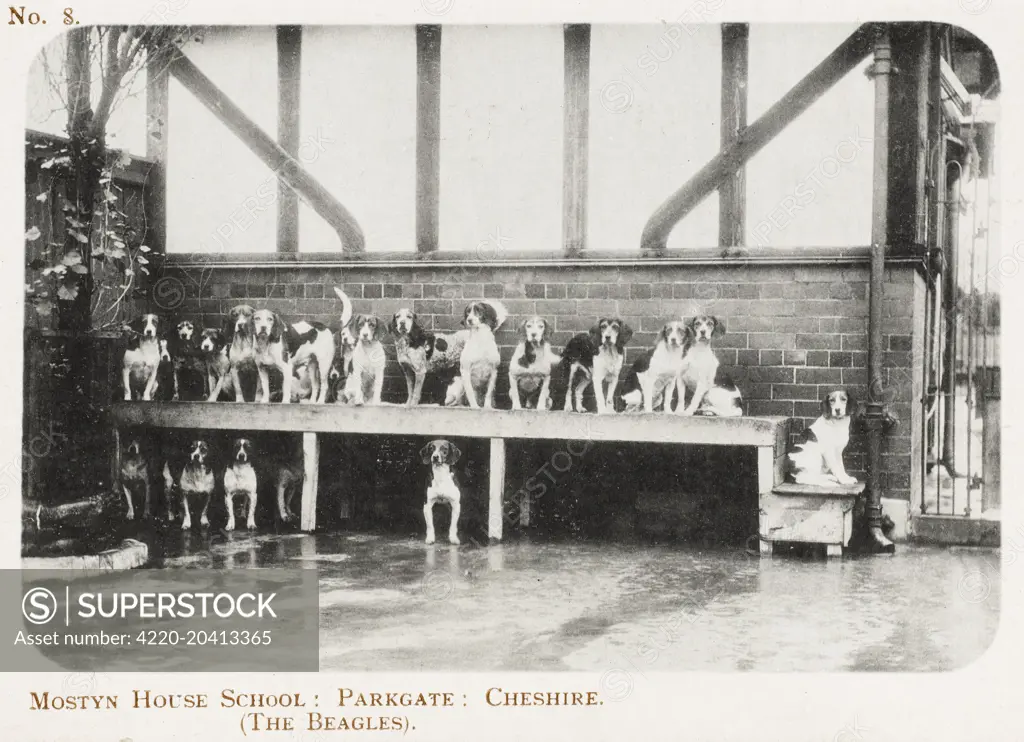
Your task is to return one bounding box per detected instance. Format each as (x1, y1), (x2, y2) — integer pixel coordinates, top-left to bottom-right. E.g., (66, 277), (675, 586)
(156, 530), (999, 673)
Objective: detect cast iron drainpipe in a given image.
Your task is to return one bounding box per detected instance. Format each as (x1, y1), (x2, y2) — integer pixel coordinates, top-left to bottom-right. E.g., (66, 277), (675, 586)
(863, 29), (898, 554)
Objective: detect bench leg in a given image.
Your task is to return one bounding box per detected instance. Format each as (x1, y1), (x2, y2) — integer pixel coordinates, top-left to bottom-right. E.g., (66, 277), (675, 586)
(757, 447), (774, 558)
(826, 544), (843, 559)
(489, 438), (506, 543)
(300, 432), (320, 532)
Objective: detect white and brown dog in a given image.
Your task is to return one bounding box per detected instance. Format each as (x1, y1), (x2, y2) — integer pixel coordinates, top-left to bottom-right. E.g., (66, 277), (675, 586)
(120, 437), (151, 521)
(168, 320), (205, 401)
(284, 321), (335, 405)
(224, 305), (257, 402)
(122, 313), (163, 401)
(252, 310), (294, 404)
(341, 312), (387, 406)
(788, 389), (859, 486)
(179, 439), (215, 530)
(200, 328), (234, 401)
(694, 370), (744, 417)
(421, 439), (463, 545)
(223, 438), (258, 531)
(391, 307), (466, 406)
(620, 320), (689, 413)
(508, 316), (561, 410)
(449, 300), (508, 409)
(675, 314), (725, 416)
(561, 318), (632, 414)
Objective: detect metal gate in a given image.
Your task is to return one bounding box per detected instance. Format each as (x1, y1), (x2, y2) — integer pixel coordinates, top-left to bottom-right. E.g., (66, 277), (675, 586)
(920, 98), (1000, 518)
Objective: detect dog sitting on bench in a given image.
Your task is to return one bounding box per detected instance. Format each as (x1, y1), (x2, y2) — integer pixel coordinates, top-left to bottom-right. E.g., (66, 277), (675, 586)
(788, 388), (858, 486)
(421, 439), (463, 545)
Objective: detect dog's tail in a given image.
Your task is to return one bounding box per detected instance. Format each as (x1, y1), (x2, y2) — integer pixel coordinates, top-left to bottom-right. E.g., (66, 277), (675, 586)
(481, 299), (509, 331)
(333, 287), (354, 328)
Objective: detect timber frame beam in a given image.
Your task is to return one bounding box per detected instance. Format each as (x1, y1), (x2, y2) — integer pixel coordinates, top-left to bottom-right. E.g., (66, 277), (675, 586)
(166, 46), (365, 253)
(641, 22), (884, 253)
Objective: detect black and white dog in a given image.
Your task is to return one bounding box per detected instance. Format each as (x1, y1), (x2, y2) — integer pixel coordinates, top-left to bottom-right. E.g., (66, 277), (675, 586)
(122, 313), (163, 401)
(447, 300), (508, 409)
(391, 307), (465, 406)
(223, 438), (258, 531)
(561, 318), (632, 414)
(179, 439), (215, 530)
(620, 320), (688, 413)
(420, 439), (463, 545)
(788, 389), (858, 486)
(508, 316), (561, 410)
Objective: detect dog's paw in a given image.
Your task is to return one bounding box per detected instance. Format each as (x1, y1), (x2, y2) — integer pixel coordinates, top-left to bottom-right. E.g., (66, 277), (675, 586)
(200, 515), (210, 528)
(449, 535), (460, 545)
(181, 519), (191, 531)
(123, 392), (132, 402)
(838, 475), (858, 486)
(425, 535), (435, 545)
(226, 517), (235, 531)
(126, 509), (135, 522)
(247, 520), (257, 531)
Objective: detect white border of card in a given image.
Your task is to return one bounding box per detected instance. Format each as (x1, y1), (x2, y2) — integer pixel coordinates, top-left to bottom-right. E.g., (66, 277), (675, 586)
(3, 1), (1020, 740)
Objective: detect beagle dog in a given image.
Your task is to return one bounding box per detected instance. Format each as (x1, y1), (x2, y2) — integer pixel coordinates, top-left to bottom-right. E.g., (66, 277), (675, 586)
(120, 437), (151, 521)
(391, 307), (466, 406)
(561, 318), (632, 414)
(223, 438), (258, 531)
(286, 321), (335, 404)
(788, 389), (859, 486)
(675, 314), (725, 416)
(122, 313), (163, 401)
(200, 328), (235, 401)
(168, 320), (204, 401)
(421, 439), (463, 545)
(179, 439), (215, 530)
(451, 300), (508, 409)
(620, 320), (689, 413)
(272, 447), (304, 524)
(252, 309), (294, 404)
(508, 316), (561, 410)
(224, 305), (257, 403)
(342, 313), (387, 406)
(694, 370), (744, 417)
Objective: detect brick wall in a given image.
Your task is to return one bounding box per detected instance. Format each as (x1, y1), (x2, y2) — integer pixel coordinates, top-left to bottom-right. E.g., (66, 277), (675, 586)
(165, 259), (922, 502)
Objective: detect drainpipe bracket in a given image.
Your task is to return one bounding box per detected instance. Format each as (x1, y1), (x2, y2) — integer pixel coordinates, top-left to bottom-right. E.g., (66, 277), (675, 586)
(860, 402), (898, 432)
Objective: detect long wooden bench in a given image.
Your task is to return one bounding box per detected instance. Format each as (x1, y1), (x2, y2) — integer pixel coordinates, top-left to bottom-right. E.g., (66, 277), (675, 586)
(108, 402), (791, 545)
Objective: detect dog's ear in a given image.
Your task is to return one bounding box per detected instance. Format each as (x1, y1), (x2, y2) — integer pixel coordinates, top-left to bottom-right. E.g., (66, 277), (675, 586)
(820, 392), (832, 419)
(461, 305), (471, 327)
(127, 317), (143, 336)
(658, 324), (671, 343)
(541, 319), (551, 343)
(845, 391), (857, 418)
(618, 322), (634, 349)
(419, 443), (434, 465)
(588, 322), (603, 342)
(389, 313), (400, 335)
(269, 313), (284, 343)
(481, 303), (498, 330)
(519, 318), (529, 338)
(711, 316), (726, 337)
(446, 442), (462, 464)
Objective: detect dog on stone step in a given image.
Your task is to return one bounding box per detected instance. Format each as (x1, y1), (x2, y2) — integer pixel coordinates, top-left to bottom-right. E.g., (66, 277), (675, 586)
(788, 389), (858, 486)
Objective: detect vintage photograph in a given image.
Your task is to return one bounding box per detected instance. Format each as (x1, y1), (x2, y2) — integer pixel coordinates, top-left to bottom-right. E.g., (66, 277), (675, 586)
(22, 20), (1000, 673)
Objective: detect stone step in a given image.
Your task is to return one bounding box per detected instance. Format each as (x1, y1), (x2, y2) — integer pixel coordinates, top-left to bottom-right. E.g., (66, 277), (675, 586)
(772, 482), (865, 498)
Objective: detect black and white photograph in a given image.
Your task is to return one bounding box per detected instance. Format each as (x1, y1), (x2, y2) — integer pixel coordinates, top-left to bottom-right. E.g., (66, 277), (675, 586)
(18, 11), (1003, 686)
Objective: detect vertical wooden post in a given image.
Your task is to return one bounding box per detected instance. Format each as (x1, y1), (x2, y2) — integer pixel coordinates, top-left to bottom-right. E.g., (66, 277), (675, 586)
(300, 432), (319, 531)
(145, 53), (169, 258)
(757, 446), (774, 558)
(416, 25), (442, 253)
(489, 438), (506, 542)
(562, 24), (590, 256)
(719, 24), (748, 250)
(277, 25), (302, 254)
